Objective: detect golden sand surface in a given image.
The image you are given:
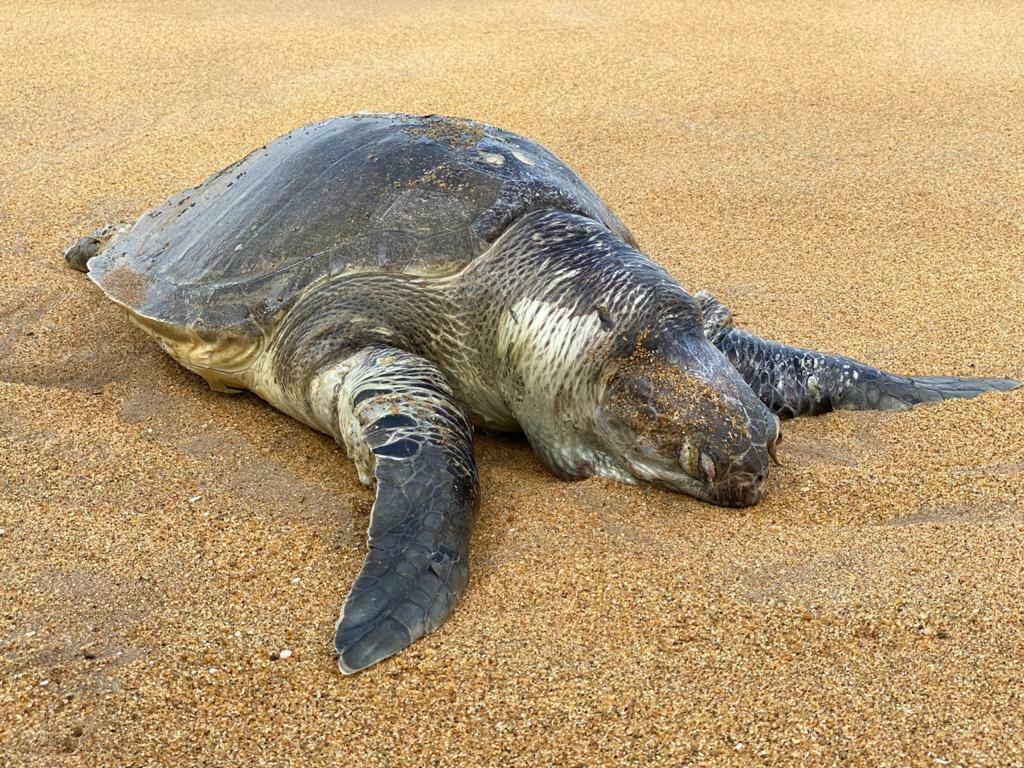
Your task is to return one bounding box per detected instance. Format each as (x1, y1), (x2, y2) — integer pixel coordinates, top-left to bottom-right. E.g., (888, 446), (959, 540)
(1, 1), (1022, 765)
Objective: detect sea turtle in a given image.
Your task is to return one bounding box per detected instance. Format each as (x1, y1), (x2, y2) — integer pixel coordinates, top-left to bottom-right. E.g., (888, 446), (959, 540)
(65, 113), (1020, 674)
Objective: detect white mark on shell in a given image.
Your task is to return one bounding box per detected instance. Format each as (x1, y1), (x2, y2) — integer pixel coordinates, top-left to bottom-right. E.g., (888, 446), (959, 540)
(510, 148), (536, 166)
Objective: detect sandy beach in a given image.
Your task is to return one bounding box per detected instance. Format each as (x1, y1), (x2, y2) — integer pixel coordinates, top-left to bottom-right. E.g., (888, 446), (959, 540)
(1, 1), (1022, 765)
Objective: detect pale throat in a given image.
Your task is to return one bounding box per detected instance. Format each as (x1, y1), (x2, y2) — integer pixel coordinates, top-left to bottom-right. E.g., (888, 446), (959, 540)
(486, 294), (625, 478)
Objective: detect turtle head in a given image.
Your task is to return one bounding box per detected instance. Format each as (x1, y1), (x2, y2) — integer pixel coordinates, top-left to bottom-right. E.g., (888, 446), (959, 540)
(593, 299), (780, 507)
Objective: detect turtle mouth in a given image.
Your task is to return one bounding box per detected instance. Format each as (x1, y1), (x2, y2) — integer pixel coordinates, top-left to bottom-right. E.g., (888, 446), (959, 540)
(622, 456), (766, 508)
(702, 474), (766, 507)
(621, 455), (704, 497)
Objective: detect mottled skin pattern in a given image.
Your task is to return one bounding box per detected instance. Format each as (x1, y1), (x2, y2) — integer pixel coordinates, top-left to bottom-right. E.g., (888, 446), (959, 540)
(65, 114), (1021, 674)
(697, 292), (1021, 420)
(319, 347), (477, 674)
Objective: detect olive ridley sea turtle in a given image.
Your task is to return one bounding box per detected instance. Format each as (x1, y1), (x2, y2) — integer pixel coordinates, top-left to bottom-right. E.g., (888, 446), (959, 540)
(65, 113), (1021, 673)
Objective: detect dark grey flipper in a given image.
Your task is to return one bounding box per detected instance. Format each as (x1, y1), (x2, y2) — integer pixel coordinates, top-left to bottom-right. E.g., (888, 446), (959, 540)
(63, 223), (128, 272)
(329, 346), (478, 674)
(697, 291), (1021, 419)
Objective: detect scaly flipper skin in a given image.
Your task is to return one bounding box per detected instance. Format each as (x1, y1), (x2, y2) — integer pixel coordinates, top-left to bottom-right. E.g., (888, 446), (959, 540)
(697, 291), (1022, 419)
(326, 346), (479, 674)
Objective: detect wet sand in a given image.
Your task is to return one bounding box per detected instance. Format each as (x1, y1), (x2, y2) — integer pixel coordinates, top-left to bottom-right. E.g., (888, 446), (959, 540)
(1, 1), (1022, 765)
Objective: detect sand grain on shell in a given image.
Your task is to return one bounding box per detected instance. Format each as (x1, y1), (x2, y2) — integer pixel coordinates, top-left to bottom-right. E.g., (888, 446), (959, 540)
(1, 1), (1023, 766)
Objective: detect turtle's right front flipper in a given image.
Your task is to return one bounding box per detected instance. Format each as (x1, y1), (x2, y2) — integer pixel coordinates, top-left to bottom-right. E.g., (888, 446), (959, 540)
(319, 346), (479, 674)
(697, 291), (1021, 419)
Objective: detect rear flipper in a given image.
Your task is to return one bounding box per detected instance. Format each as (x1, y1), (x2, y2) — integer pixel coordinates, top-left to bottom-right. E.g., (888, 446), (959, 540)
(325, 346), (478, 674)
(63, 223), (129, 272)
(697, 291), (1022, 419)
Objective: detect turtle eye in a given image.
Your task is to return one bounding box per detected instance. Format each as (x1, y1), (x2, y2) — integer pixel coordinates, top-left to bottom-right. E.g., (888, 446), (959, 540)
(698, 451), (717, 483)
(679, 437), (716, 483)
(678, 437), (702, 480)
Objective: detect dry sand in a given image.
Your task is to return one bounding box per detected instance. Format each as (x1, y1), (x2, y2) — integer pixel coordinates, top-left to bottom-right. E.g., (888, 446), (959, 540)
(1, 1), (1023, 766)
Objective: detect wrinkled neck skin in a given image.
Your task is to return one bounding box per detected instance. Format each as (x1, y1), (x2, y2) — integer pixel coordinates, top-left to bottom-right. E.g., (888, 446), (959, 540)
(455, 210), (680, 482)
(271, 209), (708, 484)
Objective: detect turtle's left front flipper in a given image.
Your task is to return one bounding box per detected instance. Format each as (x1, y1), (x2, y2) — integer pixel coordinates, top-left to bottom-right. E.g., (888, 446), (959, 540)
(323, 346), (479, 674)
(697, 291), (1021, 419)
